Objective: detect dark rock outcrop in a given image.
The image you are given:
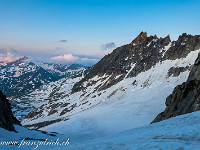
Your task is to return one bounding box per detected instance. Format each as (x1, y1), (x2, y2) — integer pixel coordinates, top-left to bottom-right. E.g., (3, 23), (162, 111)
(152, 53), (200, 123)
(167, 66), (190, 77)
(163, 33), (200, 60)
(0, 91), (21, 131)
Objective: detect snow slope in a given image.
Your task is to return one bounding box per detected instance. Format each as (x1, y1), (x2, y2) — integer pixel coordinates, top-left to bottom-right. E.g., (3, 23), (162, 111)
(1, 111), (200, 150)
(65, 111), (200, 150)
(0, 125), (67, 150)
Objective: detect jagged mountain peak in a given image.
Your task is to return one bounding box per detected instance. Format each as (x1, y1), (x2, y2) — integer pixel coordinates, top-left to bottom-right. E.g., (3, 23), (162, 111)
(176, 33), (200, 44)
(131, 31), (148, 45)
(165, 34), (170, 39)
(130, 32), (171, 46)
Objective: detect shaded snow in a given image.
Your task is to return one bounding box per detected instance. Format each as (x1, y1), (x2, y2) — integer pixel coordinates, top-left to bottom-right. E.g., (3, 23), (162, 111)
(1, 111), (200, 150)
(66, 111), (200, 150)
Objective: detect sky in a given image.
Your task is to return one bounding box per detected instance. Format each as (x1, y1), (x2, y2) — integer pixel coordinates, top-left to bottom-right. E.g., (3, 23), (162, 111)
(0, 0), (200, 65)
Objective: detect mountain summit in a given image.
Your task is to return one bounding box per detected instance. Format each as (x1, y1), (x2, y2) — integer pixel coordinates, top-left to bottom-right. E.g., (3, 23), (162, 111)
(131, 31), (148, 45)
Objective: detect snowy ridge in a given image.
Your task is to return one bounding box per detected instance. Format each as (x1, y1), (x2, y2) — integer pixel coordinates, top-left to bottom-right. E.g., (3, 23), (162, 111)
(0, 60), (57, 98)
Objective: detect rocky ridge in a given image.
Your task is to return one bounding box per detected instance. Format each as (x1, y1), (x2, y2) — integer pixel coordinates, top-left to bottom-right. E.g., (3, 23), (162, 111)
(72, 32), (200, 93)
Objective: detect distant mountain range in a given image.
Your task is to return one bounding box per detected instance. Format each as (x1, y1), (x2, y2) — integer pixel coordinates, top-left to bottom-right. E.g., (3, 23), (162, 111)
(0, 56), (87, 98)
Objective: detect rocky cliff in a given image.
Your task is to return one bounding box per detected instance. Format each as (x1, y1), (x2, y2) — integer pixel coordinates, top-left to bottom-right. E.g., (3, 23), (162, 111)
(0, 90), (21, 131)
(152, 52), (200, 123)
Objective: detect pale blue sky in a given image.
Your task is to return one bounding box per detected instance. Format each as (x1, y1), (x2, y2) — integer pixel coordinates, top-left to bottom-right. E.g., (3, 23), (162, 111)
(0, 0), (199, 64)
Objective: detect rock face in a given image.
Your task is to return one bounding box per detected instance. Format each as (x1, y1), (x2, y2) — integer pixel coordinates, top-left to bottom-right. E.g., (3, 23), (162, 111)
(167, 66), (190, 77)
(72, 32), (200, 93)
(0, 91), (20, 131)
(152, 53), (200, 123)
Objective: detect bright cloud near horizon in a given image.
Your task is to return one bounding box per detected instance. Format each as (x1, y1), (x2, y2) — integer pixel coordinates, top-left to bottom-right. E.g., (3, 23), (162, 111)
(0, 52), (20, 63)
(0, 0), (200, 65)
(52, 54), (78, 62)
(51, 54), (99, 66)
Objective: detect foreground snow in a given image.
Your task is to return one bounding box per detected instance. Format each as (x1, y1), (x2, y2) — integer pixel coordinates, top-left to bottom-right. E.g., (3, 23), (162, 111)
(67, 111), (200, 150)
(1, 111), (200, 150)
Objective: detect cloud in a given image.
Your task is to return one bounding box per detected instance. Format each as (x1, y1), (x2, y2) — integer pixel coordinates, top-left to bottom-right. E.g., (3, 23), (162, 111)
(0, 48), (22, 63)
(52, 54), (78, 62)
(80, 57), (99, 65)
(80, 57), (99, 62)
(101, 42), (116, 50)
(59, 40), (67, 43)
(50, 54), (100, 66)
(0, 52), (21, 63)
(81, 58), (90, 61)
